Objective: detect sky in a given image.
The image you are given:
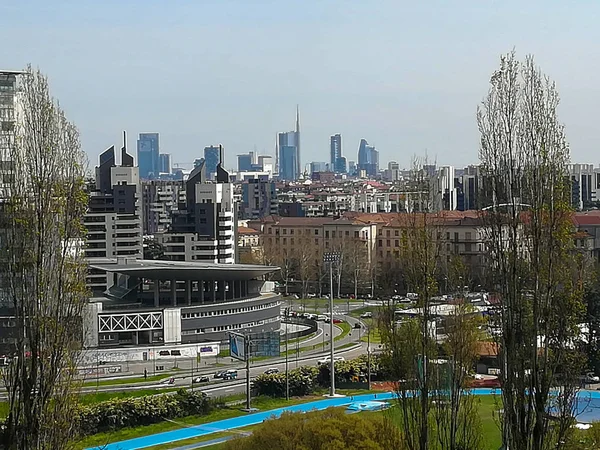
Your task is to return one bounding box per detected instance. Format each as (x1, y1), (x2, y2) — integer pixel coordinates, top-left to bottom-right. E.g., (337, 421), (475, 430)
(1, 0), (600, 171)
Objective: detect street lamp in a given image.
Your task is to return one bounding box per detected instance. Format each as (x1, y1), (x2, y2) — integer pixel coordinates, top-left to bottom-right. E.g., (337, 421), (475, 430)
(323, 252), (341, 397)
(284, 308), (290, 401)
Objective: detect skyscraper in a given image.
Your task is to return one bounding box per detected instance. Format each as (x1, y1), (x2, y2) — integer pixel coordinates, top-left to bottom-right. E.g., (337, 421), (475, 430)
(357, 139), (379, 177)
(204, 145), (220, 179)
(237, 152), (254, 172)
(330, 134), (342, 170)
(137, 133), (159, 179)
(279, 145), (298, 181)
(276, 106), (300, 178)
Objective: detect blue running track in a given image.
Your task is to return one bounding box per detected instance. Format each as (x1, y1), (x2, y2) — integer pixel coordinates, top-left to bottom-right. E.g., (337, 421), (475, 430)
(87, 389), (600, 450)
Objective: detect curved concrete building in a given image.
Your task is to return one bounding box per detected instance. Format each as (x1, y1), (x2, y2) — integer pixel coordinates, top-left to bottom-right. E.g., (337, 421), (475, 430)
(84, 259), (281, 348)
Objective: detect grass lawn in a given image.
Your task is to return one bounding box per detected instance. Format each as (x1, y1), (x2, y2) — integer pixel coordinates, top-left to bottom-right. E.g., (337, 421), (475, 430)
(82, 373), (170, 387)
(334, 322), (351, 342)
(360, 327), (382, 344)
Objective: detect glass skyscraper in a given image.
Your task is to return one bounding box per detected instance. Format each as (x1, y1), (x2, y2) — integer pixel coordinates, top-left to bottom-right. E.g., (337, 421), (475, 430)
(137, 133), (159, 179)
(204, 145), (220, 178)
(279, 145), (298, 181)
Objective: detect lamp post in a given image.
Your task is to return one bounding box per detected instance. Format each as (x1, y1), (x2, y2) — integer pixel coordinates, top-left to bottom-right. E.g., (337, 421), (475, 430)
(285, 308), (290, 401)
(323, 252), (340, 397)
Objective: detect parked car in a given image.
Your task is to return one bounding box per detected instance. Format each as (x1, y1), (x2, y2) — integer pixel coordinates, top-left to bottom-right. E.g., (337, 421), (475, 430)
(333, 318), (343, 324)
(223, 369), (238, 380)
(360, 312), (373, 319)
(264, 368), (279, 375)
(214, 370), (227, 379)
(193, 375), (210, 383)
(308, 314), (318, 320)
(354, 322), (361, 329)
(318, 356), (345, 365)
(317, 315), (327, 321)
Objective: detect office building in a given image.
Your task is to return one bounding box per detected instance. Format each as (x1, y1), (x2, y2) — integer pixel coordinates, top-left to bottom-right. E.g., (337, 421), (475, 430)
(357, 139), (379, 177)
(204, 145), (220, 179)
(569, 164), (600, 210)
(348, 160), (357, 176)
(384, 161), (400, 182)
(279, 145), (298, 181)
(159, 153), (172, 174)
(241, 176), (278, 219)
(276, 106), (300, 177)
(258, 155), (274, 176)
(310, 162), (328, 174)
(434, 165), (458, 211)
(330, 133), (342, 170)
(238, 152), (254, 172)
(157, 145), (236, 264)
(335, 156), (347, 174)
(137, 133), (160, 179)
(85, 136), (143, 294)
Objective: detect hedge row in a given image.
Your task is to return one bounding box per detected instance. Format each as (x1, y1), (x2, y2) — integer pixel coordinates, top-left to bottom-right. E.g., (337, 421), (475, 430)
(75, 389), (220, 437)
(253, 355), (383, 397)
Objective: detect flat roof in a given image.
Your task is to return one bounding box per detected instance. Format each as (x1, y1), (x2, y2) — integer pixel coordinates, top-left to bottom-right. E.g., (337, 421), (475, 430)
(89, 258), (279, 281)
(0, 69), (26, 75)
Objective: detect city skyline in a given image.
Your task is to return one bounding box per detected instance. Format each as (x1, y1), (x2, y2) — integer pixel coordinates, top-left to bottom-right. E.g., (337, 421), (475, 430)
(3, 1), (600, 169)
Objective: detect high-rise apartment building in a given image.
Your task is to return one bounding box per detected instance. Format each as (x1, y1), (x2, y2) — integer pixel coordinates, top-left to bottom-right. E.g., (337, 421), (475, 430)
(0, 70), (24, 198)
(157, 145), (236, 264)
(85, 137), (143, 294)
(159, 153), (171, 174)
(240, 176), (278, 219)
(141, 180), (184, 235)
(357, 139), (379, 177)
(276, 106), (300, 178)
(137, 133), (160, 179)
(279, 145), (298, 181)
(204, 145), (220, 179)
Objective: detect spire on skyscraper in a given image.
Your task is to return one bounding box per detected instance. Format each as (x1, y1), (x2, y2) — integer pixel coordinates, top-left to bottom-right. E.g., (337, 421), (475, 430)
(295, 104), (301, 177)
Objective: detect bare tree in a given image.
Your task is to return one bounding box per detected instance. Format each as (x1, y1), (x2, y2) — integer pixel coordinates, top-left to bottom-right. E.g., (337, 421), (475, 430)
(478, 52), (585, 450)
(0, 67), (89, 449)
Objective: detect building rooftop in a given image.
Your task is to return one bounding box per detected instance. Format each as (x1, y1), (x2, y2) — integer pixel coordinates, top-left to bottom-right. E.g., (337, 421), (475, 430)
(90, 258), (279, 281)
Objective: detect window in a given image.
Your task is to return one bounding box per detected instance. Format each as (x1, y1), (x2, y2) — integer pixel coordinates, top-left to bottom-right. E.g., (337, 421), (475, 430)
(315, 238), (319, 245)
(378, 239), (382, 247)
(199, 218), (207, 224)
(378, 229), (382, 236)
(290, 229), (294, 235)
(291, 238), (294, 245)
(386, 230), (390, 237)
(395, 230), (399, 236)
(283, 229), (287, 235)
(386, 240), (390, 247)
(332, 231), (336, 238)
(354, 231), (359, 238)
(326, 230), (329, 238)
(314, 229), (319, 235)
(465, 243), (472, 252)
(199, 209), (206, 214)
(465, 232), (472, 240)
(345, 231), (349, 237)
(268, 228), (272, 234)
(283, 238), (287, 244)
(446, 232), (450, 240)
(395, 239), (399, 247)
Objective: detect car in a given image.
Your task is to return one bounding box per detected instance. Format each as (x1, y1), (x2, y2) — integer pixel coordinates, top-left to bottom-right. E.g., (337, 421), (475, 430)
(353, 322), (361, 329)
(583, 372), (600, 383)
(222, 369), (238, 380)
(360, 312), (373, 319)
(318, 356), (345, 365)
(193, 375), (210, 383)
(317, 314), (327, 321)
(308, 314), (318, 320)
(333, 318), (343, 324)
(213, 370), (227, 379)
(264, 368), (279, 375)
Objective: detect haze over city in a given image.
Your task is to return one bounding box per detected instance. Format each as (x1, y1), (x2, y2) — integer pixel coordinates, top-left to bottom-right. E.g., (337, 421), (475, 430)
(2, 0), (600, 169)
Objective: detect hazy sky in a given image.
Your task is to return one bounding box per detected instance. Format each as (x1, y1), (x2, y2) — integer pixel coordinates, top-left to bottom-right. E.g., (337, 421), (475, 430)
(2, 1), (599, 171)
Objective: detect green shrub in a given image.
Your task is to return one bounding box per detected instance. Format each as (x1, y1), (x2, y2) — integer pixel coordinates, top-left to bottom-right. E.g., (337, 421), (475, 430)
(74, 389), (218, 437)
